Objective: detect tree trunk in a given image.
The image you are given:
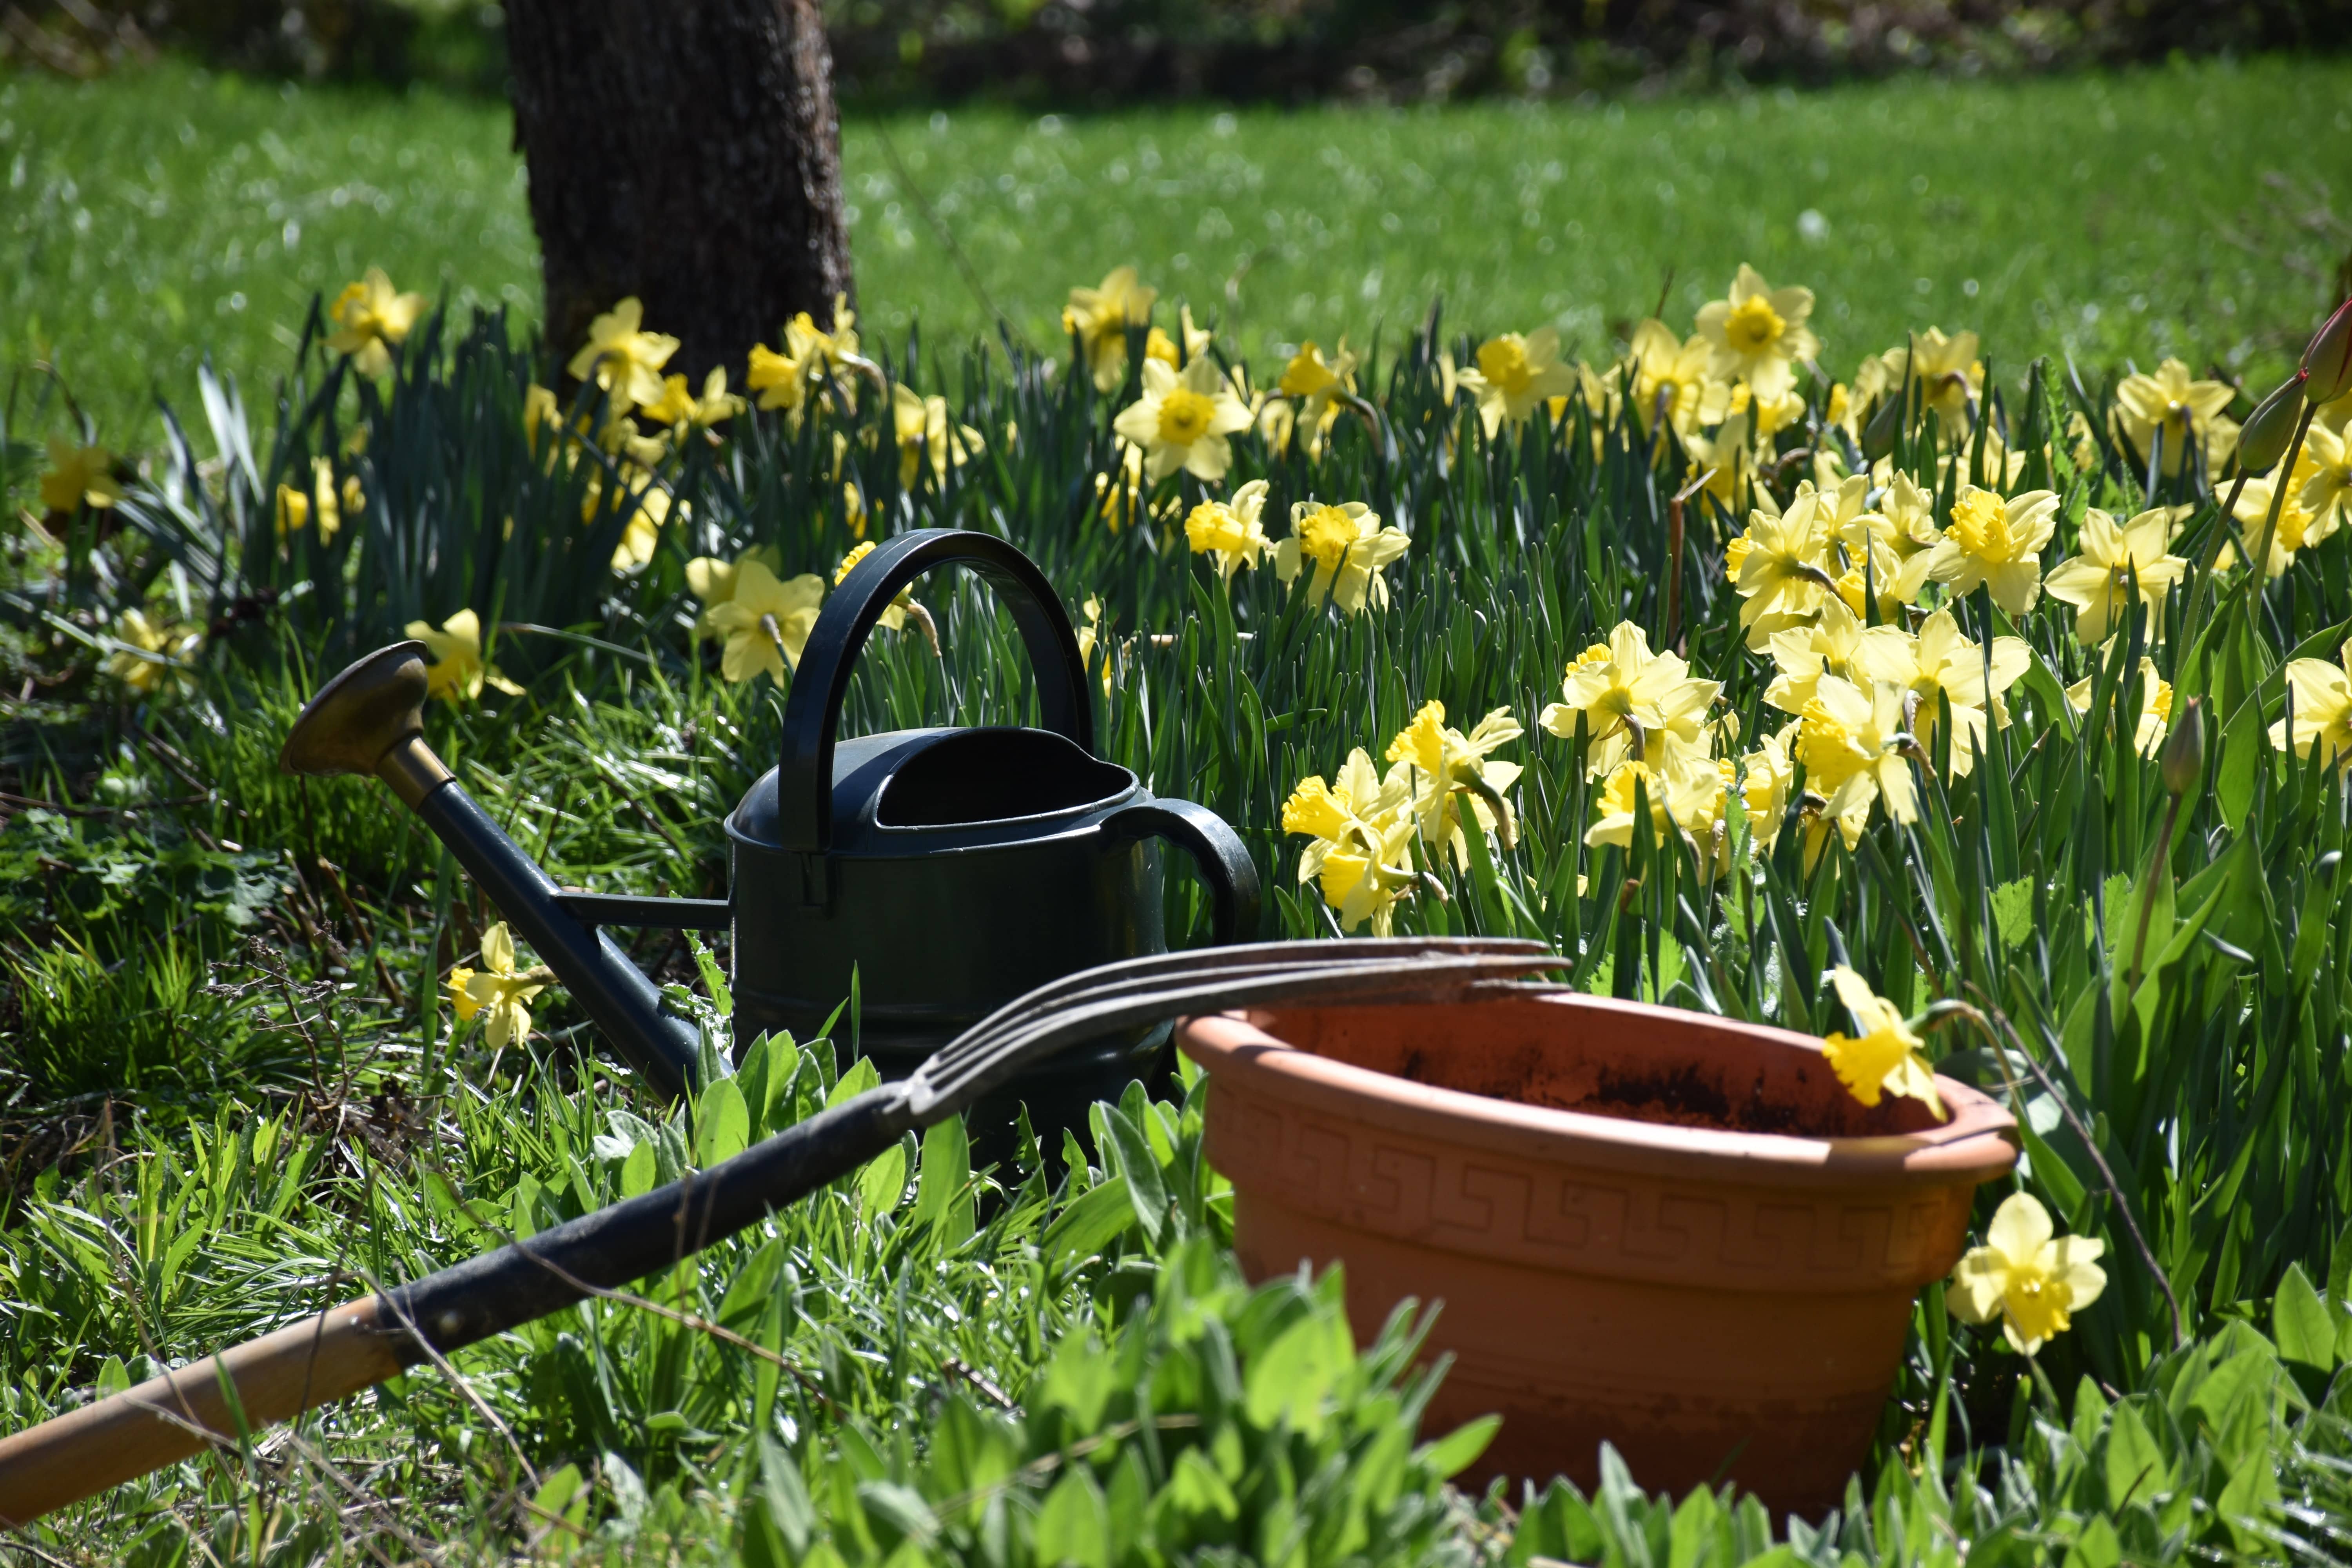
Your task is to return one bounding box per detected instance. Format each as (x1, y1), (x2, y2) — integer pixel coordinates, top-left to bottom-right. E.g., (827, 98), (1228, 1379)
(504, 0), (855, 387)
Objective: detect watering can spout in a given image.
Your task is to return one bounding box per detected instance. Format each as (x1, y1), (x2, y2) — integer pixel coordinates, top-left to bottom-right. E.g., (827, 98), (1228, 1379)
(279, 643), (705, 1098)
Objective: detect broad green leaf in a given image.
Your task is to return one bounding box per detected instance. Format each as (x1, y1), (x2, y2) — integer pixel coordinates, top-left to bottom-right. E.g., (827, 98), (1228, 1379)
(2214, 691), (2262, 832)
(912, 1116), (974, 1249)
(1038, 1333), (1116, 1429)
(827, 1054), (881, 1109)
(2272, 1262), (2337, 1372)
(857, 1137), (909, 1216)
(1033, 1466), (1111, 1568)
(2062, 1513), (2121, 1568)
(694, 1077), (750, 1167)
(1158, 1446), (1239, 1524)
(1041, 1176), (1137, 1269)
(2102, 1398), (2169, 1509)
(2216, 1444), (2281, 1556)
(1991, 877), (2034, 951)
(1243, 1309), (1352, 1437)
(1416, 1414), (1500, 1480)
(1098, 1100), (1167, 1246)
(620, 1140), (657, 1199)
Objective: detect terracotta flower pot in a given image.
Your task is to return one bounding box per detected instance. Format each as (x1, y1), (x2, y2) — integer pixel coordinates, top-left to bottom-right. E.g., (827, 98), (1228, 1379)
(1176, 994), (2016, 1514)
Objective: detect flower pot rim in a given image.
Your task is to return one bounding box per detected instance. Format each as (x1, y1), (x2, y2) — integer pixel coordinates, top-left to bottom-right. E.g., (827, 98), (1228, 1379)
(1177, 992), (2016, 1187)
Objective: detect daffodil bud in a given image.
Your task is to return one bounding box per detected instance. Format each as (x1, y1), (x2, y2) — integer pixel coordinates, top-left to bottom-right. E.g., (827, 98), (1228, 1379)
(1861, 387), (1905, 461)
(2160, 693), (2204, 799)
(2305, 297), (2352, 406)
(2238, 376), (2306, 475)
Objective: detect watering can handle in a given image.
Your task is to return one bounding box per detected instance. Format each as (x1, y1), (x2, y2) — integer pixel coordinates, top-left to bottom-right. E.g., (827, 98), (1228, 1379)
(777, 529), (1093, 853)
(1103, 799), (1263, 944)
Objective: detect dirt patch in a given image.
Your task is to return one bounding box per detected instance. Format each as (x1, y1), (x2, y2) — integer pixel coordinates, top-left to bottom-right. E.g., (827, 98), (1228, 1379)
(1392, 1049), (1858, 1138)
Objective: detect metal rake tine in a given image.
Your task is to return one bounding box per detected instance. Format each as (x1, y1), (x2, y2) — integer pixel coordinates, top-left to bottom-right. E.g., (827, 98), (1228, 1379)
(921, 947), (1556, 1077)
(932, 938), (1552, 1073)
(905, 961), (1568, 1122)
(903, 951), (1567, 1122)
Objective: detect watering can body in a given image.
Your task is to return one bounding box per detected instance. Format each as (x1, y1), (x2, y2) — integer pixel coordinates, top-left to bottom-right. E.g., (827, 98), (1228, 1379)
(280, 529), (1259, 1156)
(728, 529), (1259, 1149)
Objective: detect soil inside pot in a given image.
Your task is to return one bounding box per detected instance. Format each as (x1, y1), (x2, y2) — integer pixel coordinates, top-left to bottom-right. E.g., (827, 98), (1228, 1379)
(1249, 1000), (1942, 1140)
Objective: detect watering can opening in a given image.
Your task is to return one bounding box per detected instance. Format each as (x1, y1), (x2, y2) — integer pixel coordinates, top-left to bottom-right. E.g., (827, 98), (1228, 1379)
(873, 728), (1133, 829)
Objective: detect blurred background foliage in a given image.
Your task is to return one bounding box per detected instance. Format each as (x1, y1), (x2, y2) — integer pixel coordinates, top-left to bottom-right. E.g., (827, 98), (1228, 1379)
(4, 0), (2345, 103)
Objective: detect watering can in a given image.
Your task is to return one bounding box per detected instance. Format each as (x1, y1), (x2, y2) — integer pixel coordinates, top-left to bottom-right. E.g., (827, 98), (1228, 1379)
(279, 529), (1261, 1149)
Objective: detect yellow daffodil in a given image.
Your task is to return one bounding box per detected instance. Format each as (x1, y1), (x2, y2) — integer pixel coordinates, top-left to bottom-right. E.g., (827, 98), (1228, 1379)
(590, 466), (677, 574)
(2300, 421), (2352, 535)
(448, 922), (552, 1051)
(2043, 506), (2188, 644)
(684, 544), (785, 641)
(892, 382), (987, 488)
(1695, 264), (1819, 403)
(1879, 327), (1981, 438)
(1820, 966), (1945, 1120)
(1183, 479), (1272, 582)
(1947, 1191), (2106, 1354)
(523, 384), (568, 454)
(1854, 608), (2028, 776)
(325, 267), (426, 378)
(1681, 410), (1753, 513)
(1734, 380), (1810, 441)
(1869, 470), (1947, 603)
(592, 409), (672, 469)
(1143, 305), (1214, 370)
(566, 298), (679, 416)
(1282, 748), (1419, 935)
(1269, 339), (1359, 456)
(1624, 319), (1731, 438)
(1763, 598), (1871, 716)
(1584, 753), (1727, 862)
(1384, 701), (1524, 869)
(2066, 656), (2173, 757)
(784, 294), (861, 372)
(103, 608), (201, 695)
(747, 341), (811, 420)
(1457, 328), (1576, 437)
(642, 367), (745, 429)
(1833, 352), (1895, 440)
(1274, 499), (1410, 616)
(2113, 358), (2234, 478)
(1795, 674), (1922, 849)
(1537, 620), (1721, 777)
(1112, 356), (1252, 483)
(274, 456), (361, 547)
(2232, 448), (2338, 578)
(1074, 594), (1116, 696)
(1726, 479), (1841, 649)
(39, 436), (123, 514)
(1740, 724), (1797, 853)
(405, 608), (524, 703)
(707, 561), (825, 684)
(2269, 641), (2352, 769)
(1094, 443), (1151, 533)
(835, 539), (923, 633)
(1924, 485), (2060, 616)
(1064, 266), (1158, 392)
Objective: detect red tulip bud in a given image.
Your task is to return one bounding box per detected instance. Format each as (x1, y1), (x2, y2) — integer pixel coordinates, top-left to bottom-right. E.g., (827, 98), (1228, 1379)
(2305, 297), (2352, 406)
(2239, 376), (2306, 474)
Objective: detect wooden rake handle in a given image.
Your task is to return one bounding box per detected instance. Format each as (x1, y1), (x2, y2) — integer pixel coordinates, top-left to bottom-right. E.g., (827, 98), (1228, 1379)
(0, 1296), (402, 1527)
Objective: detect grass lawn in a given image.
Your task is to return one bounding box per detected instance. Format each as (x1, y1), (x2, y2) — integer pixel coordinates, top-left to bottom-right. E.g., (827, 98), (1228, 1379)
(6, 55), (2350, 447)
(8, 46), (2352, 1566)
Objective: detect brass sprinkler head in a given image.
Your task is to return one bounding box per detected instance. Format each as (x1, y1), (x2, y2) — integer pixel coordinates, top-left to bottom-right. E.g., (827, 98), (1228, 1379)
(278, 641), (454, 808)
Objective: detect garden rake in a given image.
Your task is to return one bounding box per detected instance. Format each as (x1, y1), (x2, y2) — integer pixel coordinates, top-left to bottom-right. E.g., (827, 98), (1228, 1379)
(0, 936), (1563, 1526)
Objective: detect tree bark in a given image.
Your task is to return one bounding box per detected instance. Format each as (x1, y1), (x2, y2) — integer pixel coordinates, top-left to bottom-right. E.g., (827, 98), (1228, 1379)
(504, 0), (855, 387)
